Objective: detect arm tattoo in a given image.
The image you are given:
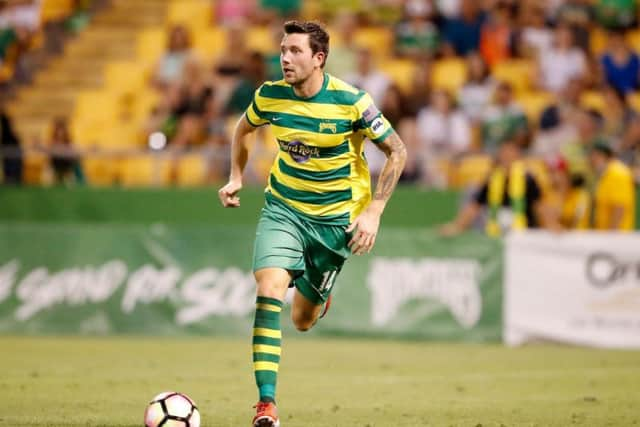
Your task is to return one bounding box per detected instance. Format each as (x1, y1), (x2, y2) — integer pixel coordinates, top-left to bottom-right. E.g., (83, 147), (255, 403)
(373, 131), (407, 202)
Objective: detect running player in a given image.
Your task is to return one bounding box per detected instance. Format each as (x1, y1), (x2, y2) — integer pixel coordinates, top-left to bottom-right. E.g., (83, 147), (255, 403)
(218, 20), (407, 427)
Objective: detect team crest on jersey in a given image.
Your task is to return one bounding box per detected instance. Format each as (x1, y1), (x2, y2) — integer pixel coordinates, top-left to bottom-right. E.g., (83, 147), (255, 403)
(319, 122), (337, 133)
(278, 139), (320, 163)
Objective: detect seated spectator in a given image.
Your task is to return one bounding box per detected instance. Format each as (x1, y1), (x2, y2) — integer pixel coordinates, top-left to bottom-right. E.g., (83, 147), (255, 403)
(439, 139), (546, 236)
(518, 4), (553, 58)
(215, 0), (256, 26)
(595, 0), (636, 30)
(480, 81), (528, 153)
(394, 0), (440, 59)
(0, 105), (21, 184)
(543, 155), (590, 231)
(590, 141), (636, 230)
(416, 89), (472, 187)
(153, 25), (195, 89)
(226, 51), (265, 115)
(459, 52), (495, 123)
(536, 23), (587, 93)
(479, 2), (515, 68)
(561, 108), (604, 178)
(345, 47), (391, 106)
(601, 84), (637, 142)
(553, 0), (593, 52)
(441, 0), (485, 56)
(600, 30), (640, 95)
(48, 117), (83, 185)
(617, 115), (640, 183)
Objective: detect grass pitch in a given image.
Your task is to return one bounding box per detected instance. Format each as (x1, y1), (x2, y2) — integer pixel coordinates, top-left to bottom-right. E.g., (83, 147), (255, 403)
(2, 337), (639, 427)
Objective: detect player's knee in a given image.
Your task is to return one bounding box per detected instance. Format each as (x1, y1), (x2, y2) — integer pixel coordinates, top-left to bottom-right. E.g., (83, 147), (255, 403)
(291, 311), (315, 332)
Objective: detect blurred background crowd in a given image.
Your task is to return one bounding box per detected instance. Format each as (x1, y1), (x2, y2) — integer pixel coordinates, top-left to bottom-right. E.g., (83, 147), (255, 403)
(0, 0), (638, 232)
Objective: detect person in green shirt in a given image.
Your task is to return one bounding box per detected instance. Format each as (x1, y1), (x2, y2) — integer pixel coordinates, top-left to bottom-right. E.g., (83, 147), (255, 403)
(596, 0), (637, 29)
(480, 82), (529, 153)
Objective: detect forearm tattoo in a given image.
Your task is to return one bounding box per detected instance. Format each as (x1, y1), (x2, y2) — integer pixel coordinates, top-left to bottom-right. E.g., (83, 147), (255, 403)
(373, 131), (407, 202)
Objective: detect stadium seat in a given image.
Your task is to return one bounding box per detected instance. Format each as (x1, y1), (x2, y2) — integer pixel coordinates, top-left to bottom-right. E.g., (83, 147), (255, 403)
(82, 155), (120, 186)
(192, 28), (227, 59)
(451, 154), (492, 188)
(137, 27), (166, 65)
(167, 0), (212, 30)
(492, 60), (533, 94)
(379, 59), (417, 94)
(175, 154), (208, 186)
(22, 150), (48, 185)
(627, 30), (640, 52)
(590, 27), (608, 56)
(580, 91), (606, 112)
(627, 92), (640, 111)
(516, 91), (555, 123)
(119, 154), (172, 187)
(41, 0), (73, 23)
(353, 27), (393, 58)
(431, 59), (467, 92)
(247, 26), (277, 54)
(104, 61), (150, 94)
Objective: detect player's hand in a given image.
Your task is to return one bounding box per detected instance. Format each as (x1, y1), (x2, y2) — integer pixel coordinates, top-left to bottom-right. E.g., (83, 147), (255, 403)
(218, 179), (242, 207)
(346, 204), (383, 255)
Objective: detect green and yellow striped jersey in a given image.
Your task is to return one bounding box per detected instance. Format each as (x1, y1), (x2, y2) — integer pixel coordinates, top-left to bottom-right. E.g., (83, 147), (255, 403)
(245, 73), (394, 225)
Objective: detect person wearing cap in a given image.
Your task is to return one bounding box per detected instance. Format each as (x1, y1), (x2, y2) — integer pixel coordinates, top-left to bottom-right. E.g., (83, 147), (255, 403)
(590, 141), (636, 231)
(543, 155), (591, 231)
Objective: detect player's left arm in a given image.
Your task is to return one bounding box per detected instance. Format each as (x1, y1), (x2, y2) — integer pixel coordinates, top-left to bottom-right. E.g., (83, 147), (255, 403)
(347, 131), (407, 255)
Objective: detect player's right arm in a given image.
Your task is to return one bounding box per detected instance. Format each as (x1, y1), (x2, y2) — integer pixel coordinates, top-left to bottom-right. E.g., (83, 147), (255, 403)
(218, 113), (258, 208)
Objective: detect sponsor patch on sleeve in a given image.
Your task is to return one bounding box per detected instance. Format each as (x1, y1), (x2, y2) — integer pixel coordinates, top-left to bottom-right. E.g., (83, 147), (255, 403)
(363, 104), (381, 124)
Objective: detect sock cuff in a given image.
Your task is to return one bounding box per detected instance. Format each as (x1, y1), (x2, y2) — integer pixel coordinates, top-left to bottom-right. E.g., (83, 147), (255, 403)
(256, 296), (284, 307)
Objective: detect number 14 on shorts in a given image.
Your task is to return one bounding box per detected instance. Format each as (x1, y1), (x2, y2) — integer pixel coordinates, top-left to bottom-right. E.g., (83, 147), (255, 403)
(320, 270), (338, 293)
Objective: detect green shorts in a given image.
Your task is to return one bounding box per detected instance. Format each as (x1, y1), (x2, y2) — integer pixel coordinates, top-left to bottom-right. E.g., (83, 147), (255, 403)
(252, 193), (351, 305)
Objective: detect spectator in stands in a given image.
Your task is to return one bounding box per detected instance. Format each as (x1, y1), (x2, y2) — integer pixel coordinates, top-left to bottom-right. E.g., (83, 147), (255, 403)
(535, 23), (587, 93)
(441, 0), (485, 56)
(481, 81), (528, 153)
(257, 0), (301, 23)
(325, 10), (358, 78)
(600, 30), (640, 95)
(215, 0), (256, 27)
(543, 155), (591, 231)
(601, 84), (637, 142)
(595, 0), (636, 30)
(590, 141), (636, 230)
(553, 0), (593, 52)
(394, 0), (440, 58)
(439, 139), (546, 236)
(404, 57), (432, 116)
(0, 105), (21, 184)
(479, 1), (515, 67)
(226, 51), (265, 115)
(518, 3), (553, 58)
(345, 47), (391, 106)
(562, 108), (604, 178)
(618, 115), (640, 183)
(459, 52), (495, 123)
(153, 25), (194, 89)
(417, 88), (472, 187)
(48, 117), (83, 184)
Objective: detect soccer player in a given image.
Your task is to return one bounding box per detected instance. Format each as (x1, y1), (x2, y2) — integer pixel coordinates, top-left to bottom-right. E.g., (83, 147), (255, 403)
(218, 20), (407, 427)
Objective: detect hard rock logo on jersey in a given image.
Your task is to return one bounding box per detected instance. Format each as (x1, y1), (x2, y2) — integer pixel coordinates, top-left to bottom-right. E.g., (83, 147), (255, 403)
(278, 139), (320, 163)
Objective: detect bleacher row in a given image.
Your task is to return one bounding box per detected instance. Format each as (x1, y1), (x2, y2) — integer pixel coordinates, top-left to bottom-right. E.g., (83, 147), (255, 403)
(17, 0), (640, 188)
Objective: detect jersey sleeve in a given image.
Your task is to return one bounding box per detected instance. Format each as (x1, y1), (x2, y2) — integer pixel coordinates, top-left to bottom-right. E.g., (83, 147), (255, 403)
(354, 92), (394, 144)
(244, 86), (269, 127)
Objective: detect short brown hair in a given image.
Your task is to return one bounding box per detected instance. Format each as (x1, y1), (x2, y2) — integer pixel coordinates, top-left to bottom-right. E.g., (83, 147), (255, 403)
(283, 20), (330, 67)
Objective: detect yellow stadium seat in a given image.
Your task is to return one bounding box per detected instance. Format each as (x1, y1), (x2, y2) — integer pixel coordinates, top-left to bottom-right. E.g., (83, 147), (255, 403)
(431, 59), (467, 92)
(104, 61), (150, 94)
(627, 92), (640, 111)
(247, 26), (277, 54)
(627, 30), (640, 52)
(82, 156), (120, 186)
(137, 27), (166, 65)
(167, 0), (211, 29)
(590, 27), (608, 56)
(120, 154), (172, 187)
(353, 27), (393, 58)
(452, 154), (492, 188)
(22, 150), (48, 185)
(516, 91), (555, 123)
(193, 28), (227, 58)
(176, 154), (208, 186)
(41, 0), (73, 23)
(94, 125), (142, 150)
(493, 60), (533, 93)
(379, 59), (417, 94)
(580, 91), (606, 112)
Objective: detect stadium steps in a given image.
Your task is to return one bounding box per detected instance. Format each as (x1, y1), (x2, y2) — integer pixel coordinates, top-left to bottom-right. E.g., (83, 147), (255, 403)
(7, 0), (167, 142)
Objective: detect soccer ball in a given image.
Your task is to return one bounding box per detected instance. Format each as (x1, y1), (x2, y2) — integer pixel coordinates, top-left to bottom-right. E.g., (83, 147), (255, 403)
(144, 391), (201, 427)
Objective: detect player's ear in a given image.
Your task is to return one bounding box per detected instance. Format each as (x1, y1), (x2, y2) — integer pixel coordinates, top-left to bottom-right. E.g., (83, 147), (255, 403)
(313, 51), (325, 68)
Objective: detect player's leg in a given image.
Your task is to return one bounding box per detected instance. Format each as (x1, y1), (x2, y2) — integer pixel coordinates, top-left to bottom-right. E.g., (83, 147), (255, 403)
(290, 288), (323, 331)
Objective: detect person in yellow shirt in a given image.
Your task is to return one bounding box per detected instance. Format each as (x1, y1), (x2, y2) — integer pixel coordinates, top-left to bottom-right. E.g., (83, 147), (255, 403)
(590, 142), (636, 231)
(543, 155), (591, 231)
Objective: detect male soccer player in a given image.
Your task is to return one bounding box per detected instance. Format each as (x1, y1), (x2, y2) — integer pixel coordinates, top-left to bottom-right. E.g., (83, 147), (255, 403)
(218, 20), (407, 427)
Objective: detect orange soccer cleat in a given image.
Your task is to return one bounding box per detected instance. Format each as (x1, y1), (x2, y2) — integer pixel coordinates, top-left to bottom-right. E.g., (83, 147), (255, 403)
(252, 401), (280, 427)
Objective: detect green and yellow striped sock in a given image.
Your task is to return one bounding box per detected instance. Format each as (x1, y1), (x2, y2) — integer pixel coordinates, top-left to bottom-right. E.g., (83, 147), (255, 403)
(252, 296), (283, 403)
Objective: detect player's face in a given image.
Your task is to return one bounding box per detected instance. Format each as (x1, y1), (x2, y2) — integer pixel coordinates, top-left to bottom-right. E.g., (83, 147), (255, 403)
(280, 33), (323, 85)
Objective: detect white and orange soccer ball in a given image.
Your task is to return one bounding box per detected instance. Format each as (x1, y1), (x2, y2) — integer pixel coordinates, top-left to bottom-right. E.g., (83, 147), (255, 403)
(144, 391), (201, 427)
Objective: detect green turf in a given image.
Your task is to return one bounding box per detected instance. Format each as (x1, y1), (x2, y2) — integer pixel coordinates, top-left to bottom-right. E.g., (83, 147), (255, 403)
(2, 337), (639, 427)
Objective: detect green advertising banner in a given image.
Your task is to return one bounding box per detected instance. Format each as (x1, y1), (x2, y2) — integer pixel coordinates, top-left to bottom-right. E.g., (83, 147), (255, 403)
(0, 223), (502, 341)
